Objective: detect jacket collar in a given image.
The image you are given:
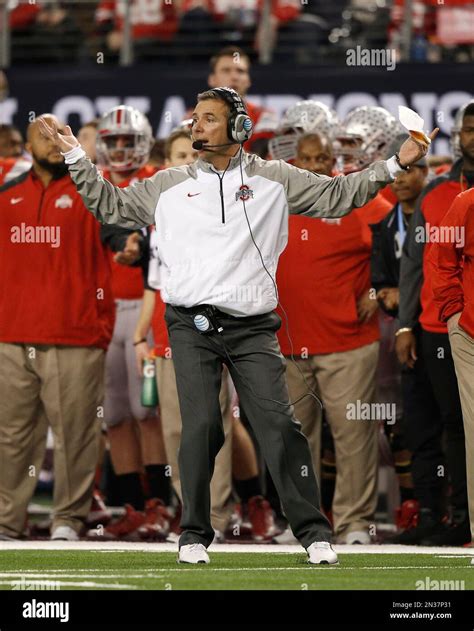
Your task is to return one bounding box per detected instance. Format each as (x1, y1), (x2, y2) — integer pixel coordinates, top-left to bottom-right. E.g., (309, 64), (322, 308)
(196, 148), (247, 174)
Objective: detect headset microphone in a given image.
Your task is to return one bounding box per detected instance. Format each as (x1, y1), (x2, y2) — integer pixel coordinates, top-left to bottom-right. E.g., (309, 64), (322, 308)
(192, 140), (236, 150)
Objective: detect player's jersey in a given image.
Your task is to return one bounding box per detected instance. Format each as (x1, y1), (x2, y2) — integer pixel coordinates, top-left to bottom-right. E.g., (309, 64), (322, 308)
(102, 164), (158, 301)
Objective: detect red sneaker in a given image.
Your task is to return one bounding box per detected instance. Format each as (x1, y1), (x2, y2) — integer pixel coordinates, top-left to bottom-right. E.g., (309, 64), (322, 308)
(86, 489), (112, 528)
(231, 503), (252, 538)
(86, 504), (145, 541)
(395, 499), (420, 532)
(138, 499), (171, 541)
(247, 496), (278, 541)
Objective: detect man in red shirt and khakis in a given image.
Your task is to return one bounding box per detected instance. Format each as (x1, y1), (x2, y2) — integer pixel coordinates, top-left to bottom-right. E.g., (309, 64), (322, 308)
(0, 115), (114, 541)
(277, 131), (391, 544)
(432, 188), (474, 545)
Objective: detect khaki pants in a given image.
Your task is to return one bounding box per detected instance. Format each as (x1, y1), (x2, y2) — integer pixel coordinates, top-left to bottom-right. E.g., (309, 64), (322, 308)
(155, 357), (233, 533)
(285, 342), (379, 541)
(0, 343), (105, 537)
(449, 324), (474, 541)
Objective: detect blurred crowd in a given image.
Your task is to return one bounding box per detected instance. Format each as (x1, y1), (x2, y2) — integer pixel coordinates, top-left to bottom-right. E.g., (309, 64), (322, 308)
(6, 0), (474, 65)
(0, 46), (473, 548)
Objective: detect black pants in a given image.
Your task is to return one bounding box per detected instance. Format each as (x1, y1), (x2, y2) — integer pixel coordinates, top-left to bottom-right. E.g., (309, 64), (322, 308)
(422, 329), (468, 515)
(164, 304), (332, 549)
(403, 327), (467, 515)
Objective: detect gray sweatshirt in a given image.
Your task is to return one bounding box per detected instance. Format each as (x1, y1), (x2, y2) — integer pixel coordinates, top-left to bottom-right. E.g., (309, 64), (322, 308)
(66, 147), (399, 316)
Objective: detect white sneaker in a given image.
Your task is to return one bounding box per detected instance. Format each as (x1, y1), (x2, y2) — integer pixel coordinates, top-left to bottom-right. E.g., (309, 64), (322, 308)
(307, 541), (338, 565)
(178, 543), (210, 564)
(345, 530), (371, 545)
(51, 526), (79, 541)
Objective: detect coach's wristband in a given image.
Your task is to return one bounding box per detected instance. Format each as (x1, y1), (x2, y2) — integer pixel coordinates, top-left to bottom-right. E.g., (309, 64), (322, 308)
(61, 145), (86, 165)
(386, 155), (404, 180)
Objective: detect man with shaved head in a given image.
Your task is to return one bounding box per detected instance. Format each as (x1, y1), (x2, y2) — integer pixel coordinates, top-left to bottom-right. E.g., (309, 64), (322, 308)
(0, 115), (115, 541)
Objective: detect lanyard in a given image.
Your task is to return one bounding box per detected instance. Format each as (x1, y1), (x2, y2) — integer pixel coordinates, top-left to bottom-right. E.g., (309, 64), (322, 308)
(397, 203), (406, 247)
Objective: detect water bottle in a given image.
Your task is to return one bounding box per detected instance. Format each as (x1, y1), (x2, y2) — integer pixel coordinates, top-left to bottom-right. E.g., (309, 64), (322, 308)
(141, 356), (158, 407)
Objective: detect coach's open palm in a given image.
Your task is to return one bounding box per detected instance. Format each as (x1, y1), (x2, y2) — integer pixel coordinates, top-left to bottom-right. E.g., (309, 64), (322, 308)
(38, 116), (79, 153)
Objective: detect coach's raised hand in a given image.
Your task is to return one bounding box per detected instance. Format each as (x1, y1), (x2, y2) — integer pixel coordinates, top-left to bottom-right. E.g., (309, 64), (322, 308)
(38, 116), (79, 154)
(397, 127), (439, 168)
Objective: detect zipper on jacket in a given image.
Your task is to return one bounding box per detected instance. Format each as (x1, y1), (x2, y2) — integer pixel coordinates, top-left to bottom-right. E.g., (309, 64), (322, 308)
(212, 160), (231, 225)
(219, 176), (225, 224)
(37, 189), (45, 223)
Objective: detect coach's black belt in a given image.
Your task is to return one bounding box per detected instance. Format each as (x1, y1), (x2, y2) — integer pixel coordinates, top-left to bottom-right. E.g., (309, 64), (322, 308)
(173, 304), (229, 318)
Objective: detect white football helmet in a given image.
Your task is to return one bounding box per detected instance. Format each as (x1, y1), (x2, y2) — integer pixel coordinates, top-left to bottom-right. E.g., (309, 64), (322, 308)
(269, 100), (341, 162)
(450, 100), (474, 160)
(335, 106), (404, 173)
(96, 105), (154, 172)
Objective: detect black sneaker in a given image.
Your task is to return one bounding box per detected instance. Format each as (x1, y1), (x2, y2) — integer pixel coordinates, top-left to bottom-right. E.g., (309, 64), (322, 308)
(421, 519), (471, 546)
(389, 508), (443, 545)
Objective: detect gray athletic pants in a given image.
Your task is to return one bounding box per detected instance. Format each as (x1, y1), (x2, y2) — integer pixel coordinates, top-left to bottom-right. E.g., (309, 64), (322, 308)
(164, 304), (332, 550)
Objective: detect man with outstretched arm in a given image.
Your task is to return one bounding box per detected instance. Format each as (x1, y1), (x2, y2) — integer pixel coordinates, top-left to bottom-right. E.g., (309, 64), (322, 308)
(39, 88), (435, 565)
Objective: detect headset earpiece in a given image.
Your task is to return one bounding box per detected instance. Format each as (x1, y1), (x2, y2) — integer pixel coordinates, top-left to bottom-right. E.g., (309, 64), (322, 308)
(210, 87), (253, 144)
(233, 113), (253, 144)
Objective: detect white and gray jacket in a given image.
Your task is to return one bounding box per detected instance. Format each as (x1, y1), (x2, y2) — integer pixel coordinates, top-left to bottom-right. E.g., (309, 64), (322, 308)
(65, 147), (401, 316)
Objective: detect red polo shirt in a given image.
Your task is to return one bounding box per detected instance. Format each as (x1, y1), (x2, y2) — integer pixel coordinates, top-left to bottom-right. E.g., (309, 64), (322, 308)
(277, 194), (391, 355)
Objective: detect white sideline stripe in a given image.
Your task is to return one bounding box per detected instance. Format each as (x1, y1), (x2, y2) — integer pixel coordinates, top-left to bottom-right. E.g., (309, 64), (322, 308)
(0, 579), (137, 589)
(0, 541), (473, 555)
(0, 566), (470, 575)
(0, 573), (164, 579)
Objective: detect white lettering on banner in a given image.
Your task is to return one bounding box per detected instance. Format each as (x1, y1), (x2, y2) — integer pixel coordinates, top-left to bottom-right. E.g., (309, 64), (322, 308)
(95, 97), (121, 115)
(157, 96), (187, 137)
(0, 98), (18, 124)
(53, 96), (151, 129)
(95, 97), (151, 117)
(14, 90), (472, 151)
(307, 94), (334, 109)
(53, 96), (96, 126)
(379, 93), (407, 115)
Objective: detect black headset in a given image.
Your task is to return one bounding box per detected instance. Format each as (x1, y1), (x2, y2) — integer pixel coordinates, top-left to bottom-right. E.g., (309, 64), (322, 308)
(209, 87), (254, 144)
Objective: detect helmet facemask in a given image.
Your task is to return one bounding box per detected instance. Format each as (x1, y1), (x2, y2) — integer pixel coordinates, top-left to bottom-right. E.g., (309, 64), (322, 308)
(97, 133), (151, 172)
(96, 105), (153, 173)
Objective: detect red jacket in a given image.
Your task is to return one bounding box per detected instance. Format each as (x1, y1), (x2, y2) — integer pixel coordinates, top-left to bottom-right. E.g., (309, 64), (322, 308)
(103, 165), (157, 301)
(431, 188), (474, 338)
(0, 169), (114, 350)
(413, 161), (470, 333)
(0, 157), (32, 187)
(276, 194), (391, 355)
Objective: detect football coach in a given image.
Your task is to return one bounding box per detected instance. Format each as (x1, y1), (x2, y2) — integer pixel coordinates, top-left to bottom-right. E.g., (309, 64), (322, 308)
(39, 88), (436, 565)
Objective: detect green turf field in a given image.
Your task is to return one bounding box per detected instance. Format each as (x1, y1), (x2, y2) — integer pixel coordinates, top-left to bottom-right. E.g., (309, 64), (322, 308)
(0, 551), (472, 590)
